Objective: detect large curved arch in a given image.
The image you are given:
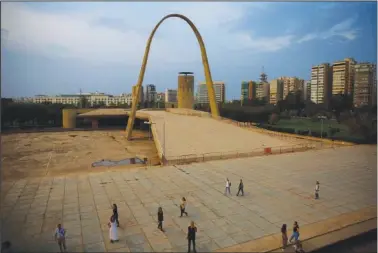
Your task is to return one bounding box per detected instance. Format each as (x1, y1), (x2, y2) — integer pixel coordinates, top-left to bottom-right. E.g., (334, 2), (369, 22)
(125, 14), (220, 141)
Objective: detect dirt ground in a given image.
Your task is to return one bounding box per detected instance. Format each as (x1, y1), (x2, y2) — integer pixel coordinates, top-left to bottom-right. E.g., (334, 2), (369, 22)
(1, 130), (159, 181)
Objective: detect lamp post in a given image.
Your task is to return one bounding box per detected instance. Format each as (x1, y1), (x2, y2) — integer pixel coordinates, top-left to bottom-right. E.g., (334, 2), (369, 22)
(144, 120), (166, 164)
(318, 116), (327, 139)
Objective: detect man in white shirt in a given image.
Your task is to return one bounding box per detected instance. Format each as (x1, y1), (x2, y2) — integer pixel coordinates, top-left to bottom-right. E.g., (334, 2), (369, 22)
(54, 224), (67, 252)
(224, 178), (231, 195)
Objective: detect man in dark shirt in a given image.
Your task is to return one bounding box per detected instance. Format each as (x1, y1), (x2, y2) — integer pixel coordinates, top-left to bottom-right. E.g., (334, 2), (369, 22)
(237, 179), (244, 196)
(187, 221), (197, 253)
(157, 207), (164, 232)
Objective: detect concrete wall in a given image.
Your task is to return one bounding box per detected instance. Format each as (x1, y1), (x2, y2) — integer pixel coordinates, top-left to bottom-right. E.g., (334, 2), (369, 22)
(62, 109), (94, 128)
(178, 75), (194, 109)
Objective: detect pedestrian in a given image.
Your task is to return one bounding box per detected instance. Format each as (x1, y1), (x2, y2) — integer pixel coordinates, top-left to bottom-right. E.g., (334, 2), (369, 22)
(289, 226), (300, 244)
(281, 224), (288, 251)
(224, 178), (231, 195)
(108, 215), (119, 243)
(236, 179), (244, 196)
(315, 181), (320, 199)
(112, 203), (119, 227)
(54, 224), (67, 253)
(187, 221), (197, 253)
(180, 197), (188, 217)
(157, 207), (165, 232)
(293, 221), (299, 233)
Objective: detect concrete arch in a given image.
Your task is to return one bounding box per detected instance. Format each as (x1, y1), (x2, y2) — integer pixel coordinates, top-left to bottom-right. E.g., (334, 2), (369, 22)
(125, 14), (220, 140)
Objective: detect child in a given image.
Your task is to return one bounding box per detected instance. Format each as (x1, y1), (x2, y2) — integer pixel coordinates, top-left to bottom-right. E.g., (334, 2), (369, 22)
(180, 197), (188, 217)
(157, 207), (164, 232)
(54, 224), (66, 253)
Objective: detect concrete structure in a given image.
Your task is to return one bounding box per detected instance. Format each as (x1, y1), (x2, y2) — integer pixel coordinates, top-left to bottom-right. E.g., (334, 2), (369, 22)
(126, 14), (220, 141)
(303, 80), (311, 101)
(177, 72), (195, 109)
(2, 145), (376, 252)
(145, 84), (157, 103)
(332, 58), (356, 96)
(62, 108), (95, 128)
(165, 89), (177, 103)
(311, 63), (333, 105)
(269, 79), (283, 104)
(353, 63), (377, 107)
(21, 92), (134, 106)
(197, 81), (225, 104)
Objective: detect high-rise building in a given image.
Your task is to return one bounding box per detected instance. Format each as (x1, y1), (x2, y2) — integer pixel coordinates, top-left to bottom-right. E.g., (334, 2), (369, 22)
(303, 80), (311, 101)
(145, 84), (157, 103)
(279, 77), (302, 99)
(332, 58), (356, 96)
(269, 79), (283, 104)
(257, 70), (269, 101)
(178, 72), (194, 109)
(241, 81), (249, 101)
(241, 81), (257, 102)
(197, 81), (225, 104)
(353, 63), (377, 107)
(165, 89), (177, 103)
(310, 63), (333, 105)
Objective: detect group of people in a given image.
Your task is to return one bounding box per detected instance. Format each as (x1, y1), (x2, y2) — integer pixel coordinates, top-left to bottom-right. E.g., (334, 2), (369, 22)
(225, 178), (244, 196)
(281, 221), (304, 252)
(51, 180), (320, 252)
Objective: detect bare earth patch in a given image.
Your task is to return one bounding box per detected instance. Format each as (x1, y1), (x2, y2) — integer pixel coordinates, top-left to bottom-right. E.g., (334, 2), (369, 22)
(1, 130), (159, 180)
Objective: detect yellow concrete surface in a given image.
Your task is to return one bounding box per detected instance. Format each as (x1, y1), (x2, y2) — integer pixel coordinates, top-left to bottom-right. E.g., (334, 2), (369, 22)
(215, 206), (377, 252)
(62, 108), (94, 128)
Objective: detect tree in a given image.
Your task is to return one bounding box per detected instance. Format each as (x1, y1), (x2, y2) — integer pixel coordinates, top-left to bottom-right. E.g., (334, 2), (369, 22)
(79, 96), (90, 109)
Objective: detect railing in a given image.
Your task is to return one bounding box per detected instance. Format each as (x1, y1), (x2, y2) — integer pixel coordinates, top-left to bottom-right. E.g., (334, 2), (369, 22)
(163, 142), (334, 166)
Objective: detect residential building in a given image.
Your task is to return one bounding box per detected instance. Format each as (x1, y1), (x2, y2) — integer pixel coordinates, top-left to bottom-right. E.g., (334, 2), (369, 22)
(241, 81), (257, 102)
(269, 79), (283, 104)
(332, 58), (356, 96)
(145, 84), (157, 103)
(353, 63), (377, 107)
(165, 89), (177, 103)
(303, 80), (311, 101)
(241, 81), (249, 101)
(310, 63), (333, 105)
(279, 76), (302, 98)
(256, 71), (269, 101)
(196, 81), (226, 104)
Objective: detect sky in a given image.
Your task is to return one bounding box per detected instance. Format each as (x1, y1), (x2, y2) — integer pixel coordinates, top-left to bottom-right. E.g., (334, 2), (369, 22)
(1, 2), (377, 100)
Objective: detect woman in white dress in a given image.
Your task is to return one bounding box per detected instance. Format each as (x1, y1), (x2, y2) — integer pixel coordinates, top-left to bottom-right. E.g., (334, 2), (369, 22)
(108, 215), (119, 243)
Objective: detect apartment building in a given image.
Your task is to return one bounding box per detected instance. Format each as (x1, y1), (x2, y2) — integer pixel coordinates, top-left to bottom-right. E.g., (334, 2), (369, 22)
(269, 79), (283, 104)
(241, 81), (257, 101)
(165, 89), (177, 103)
(303, 80), (311, 101)
(353, 63), (377, 107)
(145, 84), (157, 103)
(332, 58), (356, 96)
(310, 63), (333, 105)
(30, 92), (134, 106)
(279, 76), (303, 99)
(196, 81), (226, 104)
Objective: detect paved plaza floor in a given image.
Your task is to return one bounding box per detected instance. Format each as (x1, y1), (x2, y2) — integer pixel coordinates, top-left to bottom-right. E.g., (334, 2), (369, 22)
(1, 145), (376, 252)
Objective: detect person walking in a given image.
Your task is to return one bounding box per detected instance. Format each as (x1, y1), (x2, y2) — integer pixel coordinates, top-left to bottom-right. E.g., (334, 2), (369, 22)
(315, 181), (320, 199)
(224, 178), (231, 195)
(108, 215), (119, 243)
(180, 197), (188, 217)
(236, 179), (244, 196)
(187, 221), (197, 253)
(157, 207), (165, 232)
(293, 221), (300, 233)
(289, 226), (300, 245)
(112, 204), (119, 227)
(281, 224), (288, 251)
(54, 224), (67, 252)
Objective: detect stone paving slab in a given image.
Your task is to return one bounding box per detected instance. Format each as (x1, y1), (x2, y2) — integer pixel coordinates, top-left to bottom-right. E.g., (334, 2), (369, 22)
(1, 145), (376, 252)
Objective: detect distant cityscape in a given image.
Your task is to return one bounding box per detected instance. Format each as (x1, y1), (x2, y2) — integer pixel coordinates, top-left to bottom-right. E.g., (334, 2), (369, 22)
(12, 57), (377, 108)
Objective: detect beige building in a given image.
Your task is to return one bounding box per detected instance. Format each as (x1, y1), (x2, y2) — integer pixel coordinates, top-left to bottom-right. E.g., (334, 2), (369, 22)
(310, 63), (333, 105)
(197, 81), (226, 104)
(332, 58), (356, 96)
(269, 79), (284, 104)
(165, 89), (177, 103)
(279, 76), (302, 98)
(353, 63), (377, 107)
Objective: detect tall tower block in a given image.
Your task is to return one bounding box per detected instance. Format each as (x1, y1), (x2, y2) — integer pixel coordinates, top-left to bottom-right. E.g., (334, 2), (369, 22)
(178, 72), (194, 109)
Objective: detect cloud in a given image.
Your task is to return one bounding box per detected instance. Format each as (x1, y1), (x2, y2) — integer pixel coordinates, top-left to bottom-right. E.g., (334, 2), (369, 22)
(297, 17), (358, 43)
(1, 2), (297, 66)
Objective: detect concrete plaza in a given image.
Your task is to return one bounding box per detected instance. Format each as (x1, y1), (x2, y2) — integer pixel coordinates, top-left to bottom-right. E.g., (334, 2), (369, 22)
(1, 145), (376, 252)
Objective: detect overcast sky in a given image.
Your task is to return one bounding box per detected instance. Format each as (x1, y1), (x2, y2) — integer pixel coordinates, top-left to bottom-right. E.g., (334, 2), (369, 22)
(1, 2), (377, 99)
